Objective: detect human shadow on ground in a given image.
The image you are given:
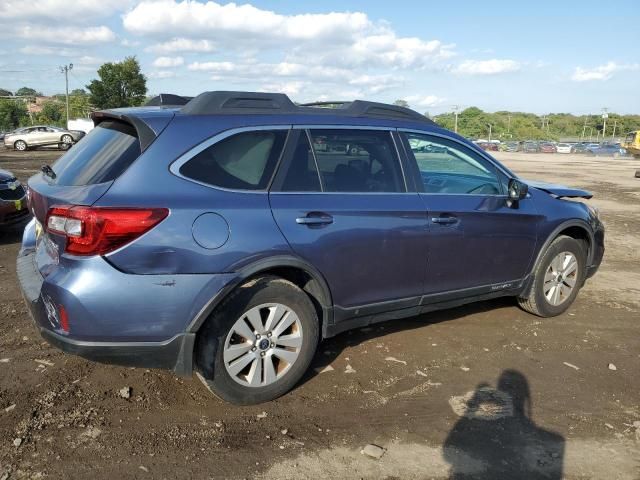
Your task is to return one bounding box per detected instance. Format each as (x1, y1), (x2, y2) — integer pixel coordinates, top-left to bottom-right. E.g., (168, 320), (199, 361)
(443, 369), (565, 479)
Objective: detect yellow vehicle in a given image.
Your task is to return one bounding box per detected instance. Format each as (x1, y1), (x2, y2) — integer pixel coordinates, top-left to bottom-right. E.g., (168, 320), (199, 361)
(622, 131), (640, 158)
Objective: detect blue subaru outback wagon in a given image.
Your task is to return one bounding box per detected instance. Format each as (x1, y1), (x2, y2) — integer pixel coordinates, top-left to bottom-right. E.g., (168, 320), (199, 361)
(18, 92), (604, 404)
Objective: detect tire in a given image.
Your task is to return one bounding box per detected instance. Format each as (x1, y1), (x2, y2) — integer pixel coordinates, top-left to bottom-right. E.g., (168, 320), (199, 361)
(196, 276), (320, 405)
(58, 142), (71, 151)
(518, 235), (587, 317)
(14, 140), (27, 151)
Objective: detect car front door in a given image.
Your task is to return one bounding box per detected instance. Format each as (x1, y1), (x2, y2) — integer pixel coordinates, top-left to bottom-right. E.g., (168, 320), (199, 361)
(399, 131), (541, 297)
(269, 128), (428, 318)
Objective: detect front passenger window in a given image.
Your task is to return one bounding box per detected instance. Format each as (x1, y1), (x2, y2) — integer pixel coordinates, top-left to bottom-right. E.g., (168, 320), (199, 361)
(403, 133), (502, 195)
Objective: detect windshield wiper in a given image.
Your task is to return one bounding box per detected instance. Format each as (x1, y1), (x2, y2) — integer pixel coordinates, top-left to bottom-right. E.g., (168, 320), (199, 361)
(41, 164), (56, 180)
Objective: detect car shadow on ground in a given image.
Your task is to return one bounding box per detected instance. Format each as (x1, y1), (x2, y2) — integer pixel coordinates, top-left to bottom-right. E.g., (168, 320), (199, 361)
(442, 369), (565, 479)
(305, 296), (515, 384)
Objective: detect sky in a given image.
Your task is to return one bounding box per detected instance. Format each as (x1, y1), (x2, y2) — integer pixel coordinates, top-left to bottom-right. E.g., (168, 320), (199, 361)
(0, 0), (638, 115)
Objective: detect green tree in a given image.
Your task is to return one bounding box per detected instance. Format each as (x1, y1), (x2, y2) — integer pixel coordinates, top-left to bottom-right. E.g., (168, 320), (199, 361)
(0, 88), (13, 97)
(86, 56), (147, 109)
(0, 99), (29, 131)
(15, 87), (42, 97)
(36, 101), (65, 127)
(393, 99), (409, 108)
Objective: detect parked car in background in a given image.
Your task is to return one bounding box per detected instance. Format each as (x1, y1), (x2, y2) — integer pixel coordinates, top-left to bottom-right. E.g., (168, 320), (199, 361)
(17, 91), (605, 405)
(539, 142), (557, 153)
(571, 143), (588, 154)
(586, 143), (626, 157)
(523, 141), (539, 153)
(3, 126), (85, 151)
(556, 143), (573, 154)
(477, 141), (499, 151)
(503, 141), (520, 152)
(0, 168), (29, 228)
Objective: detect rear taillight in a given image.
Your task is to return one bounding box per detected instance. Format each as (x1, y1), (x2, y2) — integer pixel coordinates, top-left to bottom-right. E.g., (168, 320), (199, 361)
(46, 206), (169, 256)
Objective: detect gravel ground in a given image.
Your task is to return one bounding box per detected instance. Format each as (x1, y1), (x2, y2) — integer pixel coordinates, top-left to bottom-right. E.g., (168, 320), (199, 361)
(0, 149), (639, 479)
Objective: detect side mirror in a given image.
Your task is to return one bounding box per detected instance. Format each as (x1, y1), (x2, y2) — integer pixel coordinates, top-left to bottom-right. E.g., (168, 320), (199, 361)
(508, 178), (528, 201)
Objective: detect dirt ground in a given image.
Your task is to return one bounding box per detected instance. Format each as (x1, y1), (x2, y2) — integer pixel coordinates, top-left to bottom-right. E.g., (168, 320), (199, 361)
(0, 148), (639, 479)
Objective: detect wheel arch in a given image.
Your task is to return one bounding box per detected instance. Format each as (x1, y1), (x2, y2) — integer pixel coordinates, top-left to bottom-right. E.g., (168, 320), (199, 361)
(186, 255), (334, 338)
(521, 219), (594, 297)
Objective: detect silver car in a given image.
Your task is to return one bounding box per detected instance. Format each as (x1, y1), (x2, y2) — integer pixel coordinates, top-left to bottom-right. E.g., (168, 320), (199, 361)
(3, 125), (85, 151)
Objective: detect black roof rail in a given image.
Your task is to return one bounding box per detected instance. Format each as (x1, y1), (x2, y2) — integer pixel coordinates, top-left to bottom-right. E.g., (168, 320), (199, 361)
(181, 91), (435, 125)
(182, 91), (297, 115)
(145, 93), (193, 107)
(298, 101), (351, 108)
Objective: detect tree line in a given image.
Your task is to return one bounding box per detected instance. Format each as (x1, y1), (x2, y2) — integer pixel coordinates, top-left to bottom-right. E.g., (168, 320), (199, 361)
(431, 107), (640, 141)
(0, 57), (147, 131)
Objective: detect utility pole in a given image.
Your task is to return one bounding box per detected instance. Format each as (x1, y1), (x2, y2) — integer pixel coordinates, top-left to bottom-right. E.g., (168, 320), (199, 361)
(487, 123), (492, 142)
(611, 119), (617, 141)
(452, 105), (460, 133)
(601, 108), (608, 142)
(580, 115), (588, 142)
(59, 63), (73, 128)
(507, 114), (512, 134)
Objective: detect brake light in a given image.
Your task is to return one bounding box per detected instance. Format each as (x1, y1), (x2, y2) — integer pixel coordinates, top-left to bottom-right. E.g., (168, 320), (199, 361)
(46, 206), (169, 256)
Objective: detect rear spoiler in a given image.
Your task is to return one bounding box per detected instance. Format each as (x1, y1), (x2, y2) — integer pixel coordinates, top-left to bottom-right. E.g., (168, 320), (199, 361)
(90, 111), (159, 152)
(145, 93), (193, 107)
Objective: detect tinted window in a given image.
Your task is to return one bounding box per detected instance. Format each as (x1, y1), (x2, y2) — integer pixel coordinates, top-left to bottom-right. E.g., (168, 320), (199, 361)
(281, 131), (321, 191)
(52, 120), (140, 186)
(181, 130), (287, 190)
(404, 133), (502, 195)
(308, 129), (404, 192)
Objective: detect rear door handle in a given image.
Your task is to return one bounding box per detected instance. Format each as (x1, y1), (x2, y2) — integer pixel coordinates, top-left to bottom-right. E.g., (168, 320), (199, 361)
(431, 216), (458, 225)
(296, 213), (334, 226)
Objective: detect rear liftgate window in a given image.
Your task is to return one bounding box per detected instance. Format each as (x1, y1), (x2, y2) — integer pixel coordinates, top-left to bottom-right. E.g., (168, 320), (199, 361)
(52, 120), (141, 186)
(180, 130), (288, 190)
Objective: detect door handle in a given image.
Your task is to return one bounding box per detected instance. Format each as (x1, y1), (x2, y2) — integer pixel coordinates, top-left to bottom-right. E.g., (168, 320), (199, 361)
(431, 216), (458, 225)
(296, 213), (334, 226)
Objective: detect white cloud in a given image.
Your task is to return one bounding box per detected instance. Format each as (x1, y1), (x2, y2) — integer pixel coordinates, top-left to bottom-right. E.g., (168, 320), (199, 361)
(0, 0), (131, 21)
(571, 62), (639, 82)
(147, 38), (215, 53)
(14, 25), (116, 45)
(124, 1), (454, 70)
(123, 1), (369, 42)
(19, 45), (77, 56)
(148, 70), (177, 79)
(121, 38), (141, 47)
(259, 81), (305, 96)
(405, 95), (446, 108)
(452, 59), (521, 75)
(152, 56), (184, 68)
(77, 56), (104, 66)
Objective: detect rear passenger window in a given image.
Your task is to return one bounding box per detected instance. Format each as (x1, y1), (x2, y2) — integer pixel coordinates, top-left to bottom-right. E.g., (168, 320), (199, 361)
(308, 129), (404, 192)
(180, 130), (287, 190)
(281, 132), (321, 191)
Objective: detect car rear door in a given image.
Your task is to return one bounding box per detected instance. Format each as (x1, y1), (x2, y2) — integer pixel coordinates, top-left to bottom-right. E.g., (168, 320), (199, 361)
(399, 130), (540, 297)
(269, 127), (428, 316)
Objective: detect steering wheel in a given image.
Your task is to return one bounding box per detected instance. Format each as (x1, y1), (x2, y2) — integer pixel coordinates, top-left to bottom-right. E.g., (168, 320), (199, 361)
(467, 183), (499, 195)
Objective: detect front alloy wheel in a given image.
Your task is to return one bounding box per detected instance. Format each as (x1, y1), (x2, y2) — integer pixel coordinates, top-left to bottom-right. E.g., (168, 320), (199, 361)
(543, 252), (578, 306)
(14, 140), (27, 151)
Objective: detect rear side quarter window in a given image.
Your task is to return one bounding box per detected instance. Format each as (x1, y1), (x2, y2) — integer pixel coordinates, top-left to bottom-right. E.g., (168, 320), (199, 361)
(179, 130), (288, 190)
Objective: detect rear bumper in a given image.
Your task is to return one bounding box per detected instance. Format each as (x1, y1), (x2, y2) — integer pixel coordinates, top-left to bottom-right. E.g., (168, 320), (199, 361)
(39, 328), (195, 376)
(16, 246), (234, 376)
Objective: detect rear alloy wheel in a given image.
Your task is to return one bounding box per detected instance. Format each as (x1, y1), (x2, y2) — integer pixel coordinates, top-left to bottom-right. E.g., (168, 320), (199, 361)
(223, 303), (303, 387)
(14, 140), (27, 151)
(196, 276), (319, 405)
(518, 235), (587, 317)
